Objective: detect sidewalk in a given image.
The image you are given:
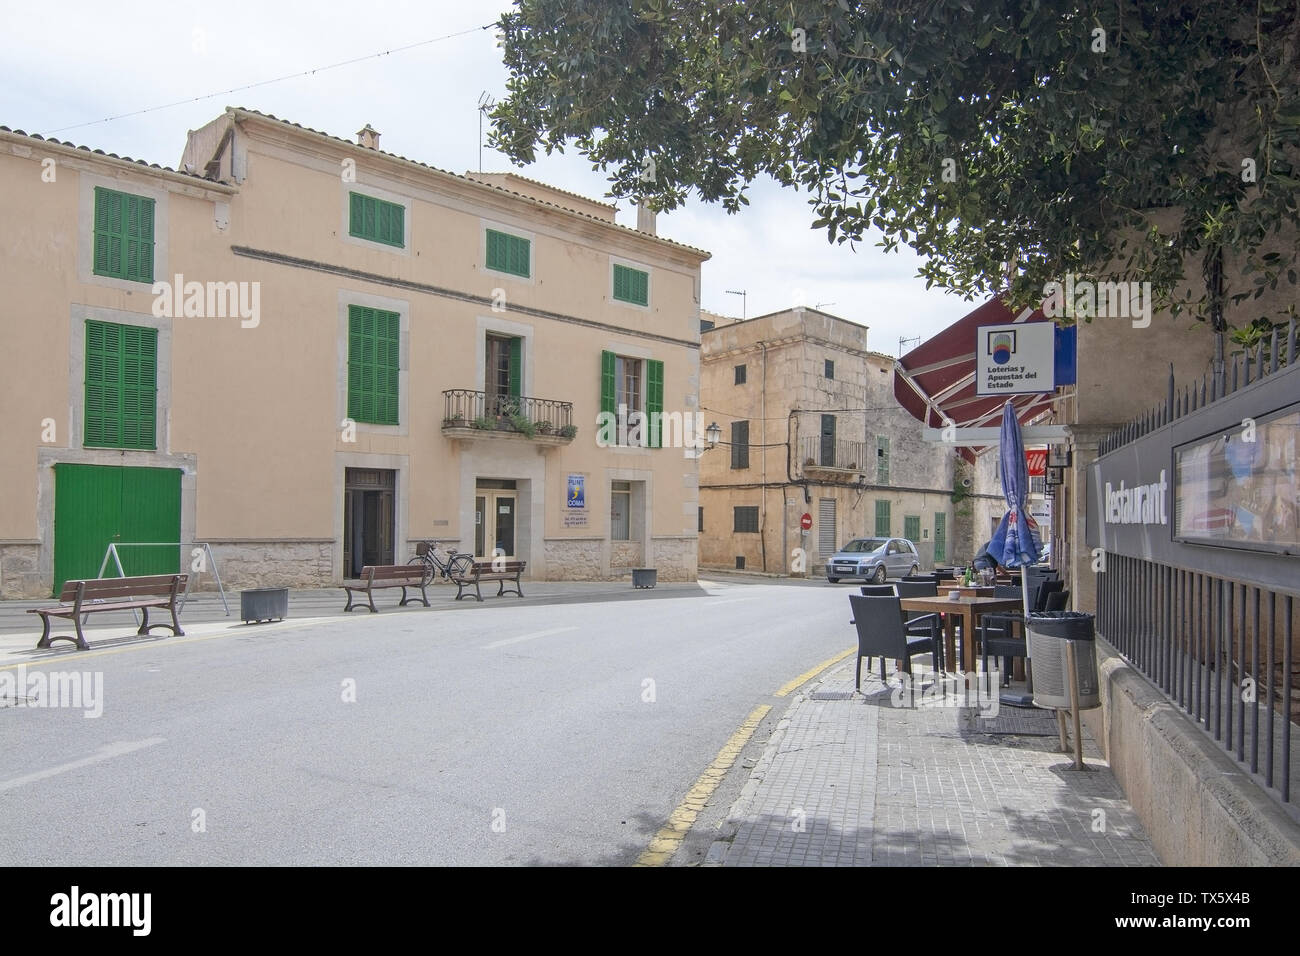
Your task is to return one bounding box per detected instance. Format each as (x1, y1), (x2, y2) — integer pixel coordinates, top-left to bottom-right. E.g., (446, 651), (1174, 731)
(707, 661), (1161, 866)
(0, 579), (718, 664)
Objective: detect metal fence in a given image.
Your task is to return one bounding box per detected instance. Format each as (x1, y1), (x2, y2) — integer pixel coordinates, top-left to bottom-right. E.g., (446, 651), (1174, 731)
(799, 436), (870, 472)
(1096, 317), (1299, 807)
(442, 389), (573, 429)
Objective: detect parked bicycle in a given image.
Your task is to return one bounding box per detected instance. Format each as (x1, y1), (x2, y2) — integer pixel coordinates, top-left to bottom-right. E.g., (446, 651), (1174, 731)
(408, 539), (475, 587)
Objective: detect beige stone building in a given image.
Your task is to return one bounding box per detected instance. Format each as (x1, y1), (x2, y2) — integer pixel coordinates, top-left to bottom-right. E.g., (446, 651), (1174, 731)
(0, 108), (709, 598)
(698, 308), (968, 575)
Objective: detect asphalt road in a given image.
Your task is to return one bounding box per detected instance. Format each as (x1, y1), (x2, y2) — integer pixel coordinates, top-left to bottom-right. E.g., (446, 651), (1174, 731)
(0, 578), (854, 865)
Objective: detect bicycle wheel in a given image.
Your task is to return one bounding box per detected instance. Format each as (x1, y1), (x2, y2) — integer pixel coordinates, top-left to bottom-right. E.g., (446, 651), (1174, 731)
(446, 553), (475, 579)
(408, 555), (435, 589)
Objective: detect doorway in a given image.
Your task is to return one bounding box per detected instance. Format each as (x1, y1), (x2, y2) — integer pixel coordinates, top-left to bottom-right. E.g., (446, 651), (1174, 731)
(474, 479), (517, 559)
(343, 468), (395, 577)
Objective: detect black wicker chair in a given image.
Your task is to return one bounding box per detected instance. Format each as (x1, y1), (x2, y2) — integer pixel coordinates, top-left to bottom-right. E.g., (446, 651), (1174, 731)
(850, 593), (943, 691)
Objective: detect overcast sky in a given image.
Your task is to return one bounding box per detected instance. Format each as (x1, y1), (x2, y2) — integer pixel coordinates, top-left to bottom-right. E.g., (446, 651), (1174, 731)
(4, 0), (979, 354)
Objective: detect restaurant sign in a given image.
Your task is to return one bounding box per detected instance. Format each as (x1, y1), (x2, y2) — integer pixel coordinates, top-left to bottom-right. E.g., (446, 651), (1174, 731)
(1087, 366), (1298, 595)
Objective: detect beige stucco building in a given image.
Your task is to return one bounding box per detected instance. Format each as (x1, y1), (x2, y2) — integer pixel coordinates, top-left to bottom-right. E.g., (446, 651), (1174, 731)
(698, 308), (977, 575)
(0, 108), (709, 598)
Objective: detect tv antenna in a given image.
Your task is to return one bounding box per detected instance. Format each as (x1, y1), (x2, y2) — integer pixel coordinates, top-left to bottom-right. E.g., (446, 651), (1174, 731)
(899, 335), (921, 357)
(725, 289), (747, 321)
(477, 92), (496, 174)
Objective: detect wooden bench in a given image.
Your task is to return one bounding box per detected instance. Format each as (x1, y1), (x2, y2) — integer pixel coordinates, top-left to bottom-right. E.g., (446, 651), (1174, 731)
(29, 574), (188, 651)
(449, 560), (526, 602)
(343, 565), (430, 613)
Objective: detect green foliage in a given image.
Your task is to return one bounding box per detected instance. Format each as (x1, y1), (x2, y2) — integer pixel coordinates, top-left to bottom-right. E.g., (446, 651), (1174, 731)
(472, 416), (495, 430)
(493, 0), (1300, 328)
(559, 424), (578, 438)
(509, 413), (538, 437)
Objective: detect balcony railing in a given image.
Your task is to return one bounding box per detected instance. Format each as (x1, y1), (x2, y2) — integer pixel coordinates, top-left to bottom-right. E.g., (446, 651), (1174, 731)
(442, 389), (575, 442)
(800, 436), (870, 474)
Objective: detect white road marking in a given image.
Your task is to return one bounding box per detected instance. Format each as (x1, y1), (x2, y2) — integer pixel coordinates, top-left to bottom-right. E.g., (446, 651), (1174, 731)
(0, 738), (166, 793)
(707, 598), (748, 606)
(483, 627), (579, 650)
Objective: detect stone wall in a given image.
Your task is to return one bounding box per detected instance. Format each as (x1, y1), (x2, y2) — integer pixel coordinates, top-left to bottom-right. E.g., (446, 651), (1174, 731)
(542, 536), (697, 581)
(543, 538), (603, 580)
(651, 535), (697, 582)
(200, 541), (335, 590)
(610, 540), (642, 569)
(0, 543), (41, 598)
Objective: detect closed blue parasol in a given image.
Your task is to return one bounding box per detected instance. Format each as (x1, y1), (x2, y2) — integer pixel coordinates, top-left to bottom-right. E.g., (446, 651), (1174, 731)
(988, 401), (1043, 570)
(988, 401), (1043, 701)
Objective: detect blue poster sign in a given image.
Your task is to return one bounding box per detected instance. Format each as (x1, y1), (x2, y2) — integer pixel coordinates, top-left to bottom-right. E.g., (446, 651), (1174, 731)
(1054, 325), (1078, 386)
(567, 475), (585, 508)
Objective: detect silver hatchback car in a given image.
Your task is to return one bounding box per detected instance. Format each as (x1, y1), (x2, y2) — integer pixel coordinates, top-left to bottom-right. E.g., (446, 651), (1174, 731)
(826, 537), (921, 584)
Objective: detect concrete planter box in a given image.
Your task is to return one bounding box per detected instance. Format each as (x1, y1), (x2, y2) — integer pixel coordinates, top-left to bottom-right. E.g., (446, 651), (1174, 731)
(632, 568), (657, 589)
(241, 587), (288, 624)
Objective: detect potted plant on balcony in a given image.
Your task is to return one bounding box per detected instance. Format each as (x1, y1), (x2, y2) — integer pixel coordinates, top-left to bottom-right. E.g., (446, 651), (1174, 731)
(509, 413), (538, 438)
(559, 424), (578, 439)
(535, 420), (554, 435)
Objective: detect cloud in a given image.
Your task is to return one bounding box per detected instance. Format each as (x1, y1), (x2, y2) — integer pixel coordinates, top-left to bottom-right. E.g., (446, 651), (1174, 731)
(3, 0), (977, 353)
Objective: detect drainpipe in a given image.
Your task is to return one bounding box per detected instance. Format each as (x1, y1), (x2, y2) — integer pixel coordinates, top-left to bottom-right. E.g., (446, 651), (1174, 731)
(760, 340), (768, 573)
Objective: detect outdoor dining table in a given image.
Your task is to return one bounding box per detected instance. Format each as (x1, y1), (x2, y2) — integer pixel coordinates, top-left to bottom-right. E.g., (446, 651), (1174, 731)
(941, 585), (995, 598)
(899, 595), (1024, 673)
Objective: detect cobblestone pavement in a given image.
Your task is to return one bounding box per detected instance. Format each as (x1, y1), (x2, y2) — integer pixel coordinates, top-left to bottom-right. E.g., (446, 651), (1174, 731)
(709, 663), (1160, 866)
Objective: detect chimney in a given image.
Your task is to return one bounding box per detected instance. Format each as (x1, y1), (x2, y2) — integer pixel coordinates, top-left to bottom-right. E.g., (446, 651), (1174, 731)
(636, 202), (657, 236)
(356, 124), (381, 150)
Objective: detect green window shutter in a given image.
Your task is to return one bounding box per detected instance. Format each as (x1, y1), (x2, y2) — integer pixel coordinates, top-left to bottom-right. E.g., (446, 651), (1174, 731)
(646, 358), (664, 448)
(84, 321), (120, 447)
(510, 235), (529, 277)
(877, 436), (890, 484)
(349, 192), (404, 247)
(347, 305), (400, 424)
(600, 350), (616, 417)
(349, 192), (364, 238)
(875, 500), (891, 537)
(119, 325), (157, 449)
(93, 188), (153, 282)
(934, 513), (947, 563)
(123, 194), (155, 282)
(84, 320), (156, 449)
(487, 229), (530, 277)
(613, 264), (649, 305)
(93, 188), (121, 277)
(904, 515), (921, 543)
(508, 337), (522, 398)
(731, 420), (750, 469)
(486, 230), (504, 271)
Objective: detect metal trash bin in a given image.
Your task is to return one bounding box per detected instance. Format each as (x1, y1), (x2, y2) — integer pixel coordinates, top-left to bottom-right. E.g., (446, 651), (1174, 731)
(1027, 611), (1099, 710)
(241, 587), (288, 624)
(632, 568), (657, 589)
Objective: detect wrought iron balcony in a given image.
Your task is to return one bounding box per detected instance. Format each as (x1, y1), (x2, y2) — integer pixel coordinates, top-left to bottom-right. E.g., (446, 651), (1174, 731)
(800, 436), (872, 481)
(441, 389), (576, 444)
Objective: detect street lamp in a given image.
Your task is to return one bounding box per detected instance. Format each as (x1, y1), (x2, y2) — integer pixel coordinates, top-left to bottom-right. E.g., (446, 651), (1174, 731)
(705, 421), (722, 450)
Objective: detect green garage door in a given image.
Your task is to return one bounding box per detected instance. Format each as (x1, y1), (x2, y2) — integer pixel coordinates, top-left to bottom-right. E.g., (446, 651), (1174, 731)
(53, 464), (181, 594)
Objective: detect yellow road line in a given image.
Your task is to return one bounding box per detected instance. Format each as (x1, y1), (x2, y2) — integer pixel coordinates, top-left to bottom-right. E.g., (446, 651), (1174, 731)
(774, 647), (855, 697)
(635, 704), (771, 867)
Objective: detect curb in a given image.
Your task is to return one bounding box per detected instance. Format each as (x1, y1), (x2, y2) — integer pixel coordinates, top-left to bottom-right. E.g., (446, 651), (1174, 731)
(702, 679), (830, 865)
